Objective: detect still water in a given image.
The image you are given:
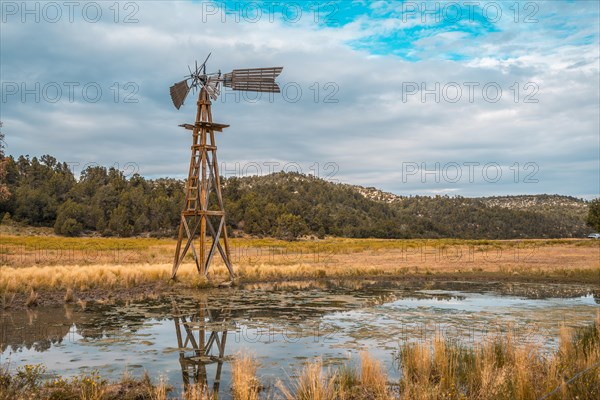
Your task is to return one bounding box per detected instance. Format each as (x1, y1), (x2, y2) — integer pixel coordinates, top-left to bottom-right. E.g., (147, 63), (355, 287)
(1, 280), (599, 398)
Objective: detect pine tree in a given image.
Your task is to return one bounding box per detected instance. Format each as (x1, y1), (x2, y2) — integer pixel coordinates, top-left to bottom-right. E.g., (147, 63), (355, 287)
(0, 121), (10, 202)
(587, 199), (600, 232)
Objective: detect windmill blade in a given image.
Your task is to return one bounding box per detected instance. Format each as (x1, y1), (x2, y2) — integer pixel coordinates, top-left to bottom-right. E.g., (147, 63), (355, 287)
(223, 67), (283, 93)
(170, 79), (191, 110)
(225, 82), (281, 93)
(199, 52), (211, 74)
(224, 67), (283, 82)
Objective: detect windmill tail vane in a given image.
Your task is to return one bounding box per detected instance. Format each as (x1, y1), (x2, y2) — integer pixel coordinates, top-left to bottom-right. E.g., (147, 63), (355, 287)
(170, 56), (283, 109)
(169, 80), (190, 110)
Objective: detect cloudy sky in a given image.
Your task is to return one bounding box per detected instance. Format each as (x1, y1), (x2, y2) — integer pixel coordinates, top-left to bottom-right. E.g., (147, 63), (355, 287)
(1, 0), (599, 198)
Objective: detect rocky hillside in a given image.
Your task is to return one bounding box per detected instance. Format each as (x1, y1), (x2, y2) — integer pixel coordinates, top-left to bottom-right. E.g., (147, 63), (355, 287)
(480, 195), (587, 216)
(351, 186), (587, 211)
(343, 183), (590, 239)
(223, 173), (590, 239)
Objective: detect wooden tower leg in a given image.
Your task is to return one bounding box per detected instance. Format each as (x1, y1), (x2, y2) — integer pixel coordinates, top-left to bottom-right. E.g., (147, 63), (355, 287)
(172, 88), (235, 281)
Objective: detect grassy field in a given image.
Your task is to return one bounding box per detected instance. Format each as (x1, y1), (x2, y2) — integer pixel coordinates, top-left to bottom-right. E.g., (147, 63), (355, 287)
(1, 229), (599, 398)
(1, 230), (599, 304)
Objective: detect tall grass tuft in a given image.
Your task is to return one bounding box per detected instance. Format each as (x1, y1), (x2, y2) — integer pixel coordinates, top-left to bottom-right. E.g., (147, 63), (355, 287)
(335, 364), (359, 399)
(231, 353), (261, 400)
(182, 382), (211, 399)
(1, 292), (15, 309)
(25, 289), (37, 307)
(277, 353), (391, 400)
(149, 376), (169, 400)
(64, 287), (74, 303)
(278, 358), (337, 400)
(398, 313), (600, 400)
(358, 351), (391, 399)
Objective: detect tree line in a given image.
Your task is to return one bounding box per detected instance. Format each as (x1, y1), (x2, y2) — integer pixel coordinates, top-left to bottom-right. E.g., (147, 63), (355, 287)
(0, 152), (594, 239)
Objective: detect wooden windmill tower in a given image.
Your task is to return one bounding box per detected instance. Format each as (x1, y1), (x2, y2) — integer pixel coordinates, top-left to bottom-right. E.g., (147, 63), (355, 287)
(169, 54), (283, 281)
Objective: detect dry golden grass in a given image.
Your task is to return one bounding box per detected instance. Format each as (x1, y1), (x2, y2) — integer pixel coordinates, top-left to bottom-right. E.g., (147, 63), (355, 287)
(25, 288), (38, 307)
(0, 263), (225, 294)
(1, 234), (599, 296)
(64, 287), (74, 303)
(232, 353), (261, 400)
(149, 376), (169, 400)
(2, 233), (598, 267)
(0, 291), (15, 309)
(0, 366), (168, 400)
(182, 382), (211, 400)
(278, 358), (337, 400)
(356, 352), (391, 400)
(397, 313), (600, 400)
(274, 353), (394, 400)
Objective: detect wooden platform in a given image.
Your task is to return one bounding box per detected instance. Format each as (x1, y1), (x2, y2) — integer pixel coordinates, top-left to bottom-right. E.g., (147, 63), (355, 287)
(179, 122), (230, 132)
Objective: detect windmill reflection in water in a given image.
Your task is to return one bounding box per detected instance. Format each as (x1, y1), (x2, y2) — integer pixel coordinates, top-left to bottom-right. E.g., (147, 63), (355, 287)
(172, 299), (232, 398)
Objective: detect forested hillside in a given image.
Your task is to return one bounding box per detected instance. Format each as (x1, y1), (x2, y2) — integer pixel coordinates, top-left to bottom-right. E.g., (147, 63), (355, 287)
(0, 155), (591, 239)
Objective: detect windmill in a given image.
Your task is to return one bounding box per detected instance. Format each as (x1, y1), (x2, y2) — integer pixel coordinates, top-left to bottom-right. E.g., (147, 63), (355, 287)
(169, 54), (283, 281)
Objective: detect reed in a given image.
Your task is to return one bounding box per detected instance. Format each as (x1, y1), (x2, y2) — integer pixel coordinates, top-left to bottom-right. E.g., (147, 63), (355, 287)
(277, 358), (337, 400)
(150, 376), (169, 400)
(397, 314), (600, 399)
(182, 382), (211, 399)
(357, 351), (391, 399)
(231, 353), (261, 400)
(25, 289), (38, 307)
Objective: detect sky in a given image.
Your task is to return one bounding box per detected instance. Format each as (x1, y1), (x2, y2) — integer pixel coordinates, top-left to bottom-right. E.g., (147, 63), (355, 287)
(1, 0), (599, 198)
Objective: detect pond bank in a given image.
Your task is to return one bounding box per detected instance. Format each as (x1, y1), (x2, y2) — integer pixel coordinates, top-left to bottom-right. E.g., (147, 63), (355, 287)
(1, 270), (599, 310)
(1, 236), (598, 309)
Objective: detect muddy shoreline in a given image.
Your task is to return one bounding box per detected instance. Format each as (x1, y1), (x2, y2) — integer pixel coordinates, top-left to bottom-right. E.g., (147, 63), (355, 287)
(4, 271), (599, 310)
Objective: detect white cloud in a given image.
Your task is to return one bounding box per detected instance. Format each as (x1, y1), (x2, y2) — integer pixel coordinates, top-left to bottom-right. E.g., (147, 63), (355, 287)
(0, 0), (598, 198)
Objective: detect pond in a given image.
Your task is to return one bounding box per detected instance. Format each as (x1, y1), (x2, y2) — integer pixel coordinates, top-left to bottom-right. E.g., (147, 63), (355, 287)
(1, 280), (599, 398)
